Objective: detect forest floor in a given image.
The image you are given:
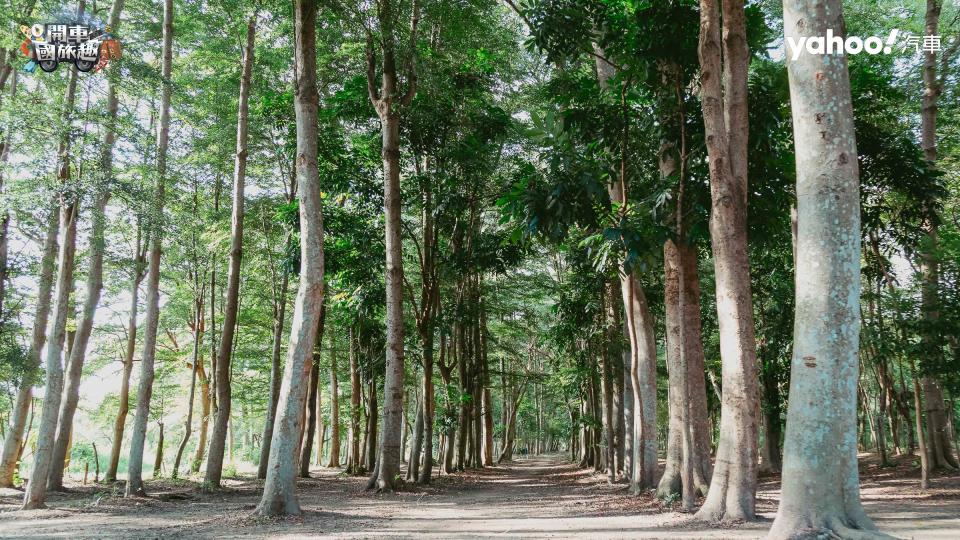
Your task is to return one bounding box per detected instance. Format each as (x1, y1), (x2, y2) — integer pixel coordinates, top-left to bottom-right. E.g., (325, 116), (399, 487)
(0, 452), (958, 539)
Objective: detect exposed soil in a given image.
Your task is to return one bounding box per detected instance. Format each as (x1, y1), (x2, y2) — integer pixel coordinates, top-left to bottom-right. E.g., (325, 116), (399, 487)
(0, 453), (957, 538)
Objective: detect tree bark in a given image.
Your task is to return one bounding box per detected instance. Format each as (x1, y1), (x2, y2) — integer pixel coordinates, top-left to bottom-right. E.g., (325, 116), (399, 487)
(254, 0), (325, 515)
(152, 421), (164, 477)
(768, 1), (888, 536)
(47, 0), (125, 476)
(600, 285), (616, 483)
(258, 261), (289, 478)
(919, 0), (958, 473)
(192, 357), (211, 473)
(173, 300), (202, 479)
(47, 189), (109, 492)
(124, 0), (172, 498)
(364, 372), (379, 473)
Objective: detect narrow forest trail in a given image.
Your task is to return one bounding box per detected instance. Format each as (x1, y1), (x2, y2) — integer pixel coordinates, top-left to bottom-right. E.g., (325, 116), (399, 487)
(1, 453), (958, 538)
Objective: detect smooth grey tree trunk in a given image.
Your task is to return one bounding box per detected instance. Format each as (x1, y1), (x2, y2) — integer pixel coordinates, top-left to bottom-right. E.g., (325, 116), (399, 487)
(206, 15), (255, 490)
(768, 1), (890, 537)
(0, 205), (57, 487)
(125, 0), (173, 498)
(254, 0), (325, 515)
(47, 190), (108, 491)
(47, 1), (124, 490)
(22, 2), (84, 504)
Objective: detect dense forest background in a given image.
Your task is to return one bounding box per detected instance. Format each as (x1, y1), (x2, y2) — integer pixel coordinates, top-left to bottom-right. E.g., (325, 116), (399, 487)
(0, 0), (958, 537)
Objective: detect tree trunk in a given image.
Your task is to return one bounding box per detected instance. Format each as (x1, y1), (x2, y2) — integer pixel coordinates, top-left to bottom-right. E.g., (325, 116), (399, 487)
(205, 16), (254, 489)
(48, 191), (109, 491)
(173, 303), (202, 478)
(600, 286), (616, 483)
(593, 47), (657, 494)
(365, 0), (419, 492)
(327, 327), (341, 468)
(364, 373), (378, 473)
(192, 359), (211, 473)
(621, 318), (633, 482)
(418, 325), (436, 483)
(152, 421), (164, 477)
(22, 3), (84, 503)
(124, 0), (172, 498)
(299, 344), (321, 478)
(254, 0), (325, 516)
(768, 1), (886, 536)
(0, 207), (58, 487)
(258, 263), (289, 478)
(659, 241), (692, 505)
(695, 0), (760, 522)
(105, 227), (144, 483)
(918, 0), (958, 473)
(406, 396), (423, 480)
(48, 0), (126, 492)
(347, 327), (363, 474)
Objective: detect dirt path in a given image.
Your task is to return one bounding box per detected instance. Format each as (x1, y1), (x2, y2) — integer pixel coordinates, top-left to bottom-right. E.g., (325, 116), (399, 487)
(0, 454), (957, 538)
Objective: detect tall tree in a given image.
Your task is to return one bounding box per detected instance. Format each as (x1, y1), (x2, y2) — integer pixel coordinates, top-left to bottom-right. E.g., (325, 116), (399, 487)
(21, 0), (85, 509)
(695, 0), (760, 522)
(46, 0), (126, 492)
(105, 224), (147, 482)
(919, 0), (959, 474)
(364, 0), (420, 492)
(206, 14), (255, 490)
(768, 0), (886, 536)
(125, 0), (174, 497)
(254, 0), (325, 515)
(327, 327), (341, 468)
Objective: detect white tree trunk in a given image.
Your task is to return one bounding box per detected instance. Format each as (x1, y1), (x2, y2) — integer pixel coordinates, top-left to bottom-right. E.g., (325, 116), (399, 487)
(0, 206), (58, 487)
(768, 1), (889, 537)
(22, 2), (84, 503)
(126, 0), (173, 497)
(254, 0), (325, 515)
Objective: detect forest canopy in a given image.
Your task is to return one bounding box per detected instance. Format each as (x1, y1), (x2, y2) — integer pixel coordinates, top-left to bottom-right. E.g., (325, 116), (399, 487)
(0, 0), (959, 538)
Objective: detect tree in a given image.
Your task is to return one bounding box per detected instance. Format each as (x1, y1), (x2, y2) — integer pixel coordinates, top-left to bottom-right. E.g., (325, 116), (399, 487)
(21, 0), (85, 509)
(768, 0), (888, 536)
(695, 0), (760, 522)
(254, 0), (326, 516)
(206, 14), (255, 490)
(364, 0), (420, 492)
(46, 0), (126, 492)
(126, 0), (174, 498)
